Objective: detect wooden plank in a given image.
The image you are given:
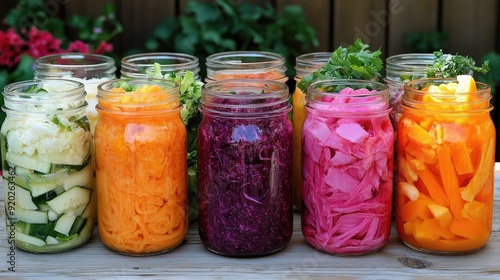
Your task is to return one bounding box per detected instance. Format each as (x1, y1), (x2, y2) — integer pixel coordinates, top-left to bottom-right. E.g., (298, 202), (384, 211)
(442, 0), (497, 62)
(333, 0), (387, 58)
(1, 172), (500, 279)
(117, 0), (176, 53)
(276, 0), (331, 52)
(386, 0), (439, 56)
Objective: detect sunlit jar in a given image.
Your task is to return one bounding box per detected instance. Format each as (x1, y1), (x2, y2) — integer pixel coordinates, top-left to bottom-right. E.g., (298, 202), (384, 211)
(2, 79), (94, 253)
(205, 51), (288, 83)
(120, 52), (201, 223)
(301, 79), (394, 255)
(198, 79), (293, 256)
(292, 52), (331, 211)
(95, 79), (188, 256)
(34, 53), (117, 132)
(396, 78), (495, 255)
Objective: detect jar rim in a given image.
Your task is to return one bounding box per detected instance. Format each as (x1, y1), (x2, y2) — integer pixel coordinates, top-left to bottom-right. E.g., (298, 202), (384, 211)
(306, 79), (390, 113)
(120, 52), (200, 78)
(2, 79), (87, 113)
(295, 52), (331, 78)
(97, 78), (181, 112)
(35, 53), (116, 69)
(403, 78), (492, 112)
(200, 78), (290, 118)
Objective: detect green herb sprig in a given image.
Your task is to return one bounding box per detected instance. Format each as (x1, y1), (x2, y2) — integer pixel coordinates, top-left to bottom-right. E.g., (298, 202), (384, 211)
(426, 50), (490, 78)
(297, 38), (383, 92)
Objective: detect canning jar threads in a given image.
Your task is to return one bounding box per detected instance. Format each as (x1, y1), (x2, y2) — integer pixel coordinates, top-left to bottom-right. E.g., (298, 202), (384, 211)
(197, 79), (293, 257)
(301, 79), (394, 255)
(95, 79), (188, 256)
(34, 53), (117, 132)
(292, 52), (331, 211)
(396, 78), (494, 255)
(205, 51), (288, 83)
(2, 79), (94, 253)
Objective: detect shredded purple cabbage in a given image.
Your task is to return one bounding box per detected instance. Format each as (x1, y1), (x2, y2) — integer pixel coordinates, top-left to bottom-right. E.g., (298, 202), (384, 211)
(197, 110), (293, 256)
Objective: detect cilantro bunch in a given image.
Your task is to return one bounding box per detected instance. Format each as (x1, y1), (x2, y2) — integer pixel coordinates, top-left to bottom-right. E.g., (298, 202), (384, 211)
(297, 38), (383, 92)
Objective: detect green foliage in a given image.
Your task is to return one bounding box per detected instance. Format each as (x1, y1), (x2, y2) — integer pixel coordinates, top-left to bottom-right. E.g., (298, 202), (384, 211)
(145, 0), (319, 77)
(476, 52), (500, 95)
(297, 38), (383, 92)
(426, 50), (490, 78)
(404, 31), (448, 53)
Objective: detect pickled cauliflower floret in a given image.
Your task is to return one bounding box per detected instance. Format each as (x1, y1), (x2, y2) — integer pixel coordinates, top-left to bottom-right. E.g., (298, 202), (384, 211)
(3, 115), (91, 165)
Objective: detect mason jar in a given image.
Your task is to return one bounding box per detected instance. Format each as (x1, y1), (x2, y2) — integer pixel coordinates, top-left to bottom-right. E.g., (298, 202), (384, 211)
(34, 53), (117, 132)
(396, 78), (494, 255)
(2, 79), (94, 253)
(205, 51), (288, 83)
(292, 52), (331, 211)
(120, 52), (202, 222)
(95, 79), (187, 256)
(301, 79), (394, 255)
(198, 79), (293, 256)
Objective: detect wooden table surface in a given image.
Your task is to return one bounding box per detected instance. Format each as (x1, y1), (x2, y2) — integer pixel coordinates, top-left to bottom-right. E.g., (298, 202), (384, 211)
(1, 165), (500, 280)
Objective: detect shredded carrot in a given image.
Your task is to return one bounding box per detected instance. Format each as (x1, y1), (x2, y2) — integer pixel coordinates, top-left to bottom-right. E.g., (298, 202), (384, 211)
(211, 69), (286, 81)
(95, 85), (187, 255)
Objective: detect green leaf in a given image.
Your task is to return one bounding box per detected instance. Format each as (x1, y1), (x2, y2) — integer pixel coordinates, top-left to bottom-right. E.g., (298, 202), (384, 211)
(10, 55), (35, 83)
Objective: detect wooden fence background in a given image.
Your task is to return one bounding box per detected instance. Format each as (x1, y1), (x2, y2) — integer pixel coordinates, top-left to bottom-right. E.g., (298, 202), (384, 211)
(1, 0), (499, 62)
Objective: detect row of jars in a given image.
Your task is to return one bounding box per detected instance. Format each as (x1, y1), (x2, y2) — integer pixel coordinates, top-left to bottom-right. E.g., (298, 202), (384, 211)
(2, 51), (494, 257)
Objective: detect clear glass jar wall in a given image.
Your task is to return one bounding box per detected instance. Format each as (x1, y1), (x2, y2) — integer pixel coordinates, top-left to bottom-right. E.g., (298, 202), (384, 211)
(197, 79), (293, 257)
(2, 79), (94, 253)
(396, 78), (495, 255)
(301, 79), (394, 255)
(95, 79), (188, 256)
(34, 53), (117, 132)
(292, 52), (331, 211)
(121, 52), (201, 222)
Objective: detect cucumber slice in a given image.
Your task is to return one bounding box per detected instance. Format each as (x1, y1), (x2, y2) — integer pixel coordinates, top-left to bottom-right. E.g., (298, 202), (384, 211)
(16, 231), (46, 247)
(28, 222), (55, 239)
(15, 185), (38, 210)
(14, 209), (48, 224)
(54, 212), (77, 235)
(63, 163), (92, 191)
(45, 236), (60, 245)
(38, 204), (61, 221)
(68, 216), (86, 236)
(6, 152), (52, 174)
(46, 186), (91, 215)
(15, 216), (93, 253)
(28, 180), (64, 198)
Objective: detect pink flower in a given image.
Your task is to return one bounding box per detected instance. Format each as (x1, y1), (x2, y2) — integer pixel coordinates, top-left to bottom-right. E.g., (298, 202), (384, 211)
(68, 40), (90, 53)
(0, 28), (28, 68)
(26, 27), (63, 58)
(93, 41), (113, 54)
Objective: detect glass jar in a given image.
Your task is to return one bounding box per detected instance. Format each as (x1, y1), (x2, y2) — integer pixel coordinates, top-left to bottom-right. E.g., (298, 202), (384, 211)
(205, 51), (288, 83)
(34, 53), (117, 132)
(2, 79), (94, 253)
(198, 79), (293, 256)
(95, 79), (188, 256)
(301, 79), (394, 255)
(396, 78), (494, 255)
(120, 52), (201, 80)
(292, 52), (331, 211)
(120, 52), (202, 223)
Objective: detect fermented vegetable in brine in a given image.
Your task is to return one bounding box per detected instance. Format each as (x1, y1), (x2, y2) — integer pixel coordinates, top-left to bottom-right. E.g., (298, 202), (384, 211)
(2, 80), (94, 253)
(198, 80), (293, 256)
(301, 82), (393, 255)
(396, 75), (494, 254)
(96, 80), (187, 255)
